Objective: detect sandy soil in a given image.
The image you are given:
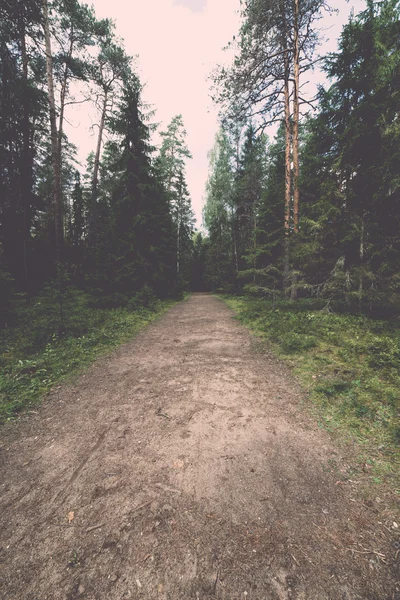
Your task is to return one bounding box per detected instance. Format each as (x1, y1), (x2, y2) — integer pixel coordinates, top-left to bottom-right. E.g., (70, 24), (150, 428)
(0, 293), (398, 599)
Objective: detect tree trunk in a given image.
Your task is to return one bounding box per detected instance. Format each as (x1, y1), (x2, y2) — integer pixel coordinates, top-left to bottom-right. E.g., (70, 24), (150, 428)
(167, 144), (175, 193)
(177, 222), (180, 276)
(20, 13), (31, 293)
(281, 0), (292, 294)
(290, 0), (300, 301)
(292, 0), (300, 235)
(92, 88), (108, 204)
(253, 213), (257, 284)
(57, 25), (74, 214)
(43, 0), (63, 264)
(233, 232), (239, 276)
(230, 204), (239, 279)
(359, 213), (365, 313)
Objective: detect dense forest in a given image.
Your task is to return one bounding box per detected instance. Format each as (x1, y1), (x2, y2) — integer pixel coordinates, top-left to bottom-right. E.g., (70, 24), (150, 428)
(0, 0), (399, 438)
(198, 0), (400, 452)
(0, 0), (195, 325)
(201, 0), (400, 316)
(0, 0), (197, 417)
(1, 5), (399, 594)
(2, 0), (399, 322)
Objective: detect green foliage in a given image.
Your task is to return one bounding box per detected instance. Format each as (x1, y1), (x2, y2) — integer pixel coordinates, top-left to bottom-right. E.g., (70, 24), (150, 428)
(0, 0), (179, 328)
(203, 128), (237, 291)
(0, 295), (176, 422)
(207, 1), (400, 316)
(155, 115), (195, 290)
(298, 0), (400, 312)
(84, 75), (176, 302)
(0, 248), (22, 328)
(280, 333), (317, 354)
(222, 295), (400, 482)
(191, 232), (209, 292)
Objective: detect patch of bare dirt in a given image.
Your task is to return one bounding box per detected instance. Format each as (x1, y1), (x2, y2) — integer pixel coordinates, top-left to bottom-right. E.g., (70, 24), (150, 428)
(0, 294), (398, 599)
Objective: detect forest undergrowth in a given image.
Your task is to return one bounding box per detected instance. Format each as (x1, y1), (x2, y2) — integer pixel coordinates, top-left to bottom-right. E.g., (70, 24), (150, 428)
(222, 295), (400, 496)
(0, 287), (179, 423)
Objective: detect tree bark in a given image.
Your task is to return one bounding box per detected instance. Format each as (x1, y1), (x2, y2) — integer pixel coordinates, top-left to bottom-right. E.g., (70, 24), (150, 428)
(292, 0), (300, 234)
(359, 213), (365, 313)
(92, 88), (108, 204)
(43, 0), (63, 264)
(57, 25), (74, 178)
(290, 0), (300, 301)
(253, 213), (257, 284)
(177, 221), (180, 276)
(19, 12), (31, 293)
(281, 0), (292, 294)
(233, 223), (239, 276)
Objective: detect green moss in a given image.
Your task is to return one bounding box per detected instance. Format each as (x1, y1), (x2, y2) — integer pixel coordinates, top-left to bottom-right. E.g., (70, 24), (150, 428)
(0, 295), (178, 422)
(220, 295), (400, 487)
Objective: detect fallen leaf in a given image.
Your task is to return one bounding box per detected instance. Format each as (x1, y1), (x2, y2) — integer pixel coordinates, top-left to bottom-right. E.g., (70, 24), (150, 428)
(68, 511), (74, 523)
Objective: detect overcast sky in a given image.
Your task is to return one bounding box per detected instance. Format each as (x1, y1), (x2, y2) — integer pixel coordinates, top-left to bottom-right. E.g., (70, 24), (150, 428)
(67, 0), (367, 226)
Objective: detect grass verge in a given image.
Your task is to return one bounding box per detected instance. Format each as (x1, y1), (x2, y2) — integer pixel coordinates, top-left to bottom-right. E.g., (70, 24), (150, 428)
(0, 297), (178, 422)
(221, 295), (400, 494)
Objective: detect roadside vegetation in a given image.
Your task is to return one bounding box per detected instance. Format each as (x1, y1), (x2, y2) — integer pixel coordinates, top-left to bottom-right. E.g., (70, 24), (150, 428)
(0, 286), (178, 422)
(222, 295), (400, 489)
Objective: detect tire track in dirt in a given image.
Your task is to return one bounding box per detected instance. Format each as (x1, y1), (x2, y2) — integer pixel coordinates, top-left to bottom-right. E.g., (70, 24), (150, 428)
(0, 293), (397, 599)
(52, 425), (113, 505)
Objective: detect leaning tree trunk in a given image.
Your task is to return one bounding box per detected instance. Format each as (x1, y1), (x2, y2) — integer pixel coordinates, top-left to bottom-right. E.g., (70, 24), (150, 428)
(43, 0), (63, 264)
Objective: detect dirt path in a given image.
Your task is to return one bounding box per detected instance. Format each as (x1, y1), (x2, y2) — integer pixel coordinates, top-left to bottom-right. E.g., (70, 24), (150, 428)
(0, 294), (397, 599)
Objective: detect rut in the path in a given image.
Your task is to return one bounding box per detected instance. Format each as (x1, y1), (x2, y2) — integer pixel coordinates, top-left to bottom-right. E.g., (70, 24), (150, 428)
(0, 294), (396, 600)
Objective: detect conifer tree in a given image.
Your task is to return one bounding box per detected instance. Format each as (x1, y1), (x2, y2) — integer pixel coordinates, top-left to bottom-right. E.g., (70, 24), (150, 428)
(203, 129), (236, 290)
(155, 115), (194, 288)
(213, 0), (331, 294)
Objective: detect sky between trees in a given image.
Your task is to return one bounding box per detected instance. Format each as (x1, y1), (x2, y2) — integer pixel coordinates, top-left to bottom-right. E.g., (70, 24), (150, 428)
(65, 0), (366, 225)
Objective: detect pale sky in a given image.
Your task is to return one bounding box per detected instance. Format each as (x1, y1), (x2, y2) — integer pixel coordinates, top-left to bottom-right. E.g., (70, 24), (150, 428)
(66, 0), (366, 226)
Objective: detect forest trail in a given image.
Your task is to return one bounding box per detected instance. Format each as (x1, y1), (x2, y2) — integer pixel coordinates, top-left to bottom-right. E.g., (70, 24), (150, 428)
(0, 294), (396, 599)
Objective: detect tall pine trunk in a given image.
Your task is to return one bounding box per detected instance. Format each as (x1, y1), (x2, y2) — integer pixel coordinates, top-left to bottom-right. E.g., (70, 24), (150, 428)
(253, 212), (257, 284)
(43, 0), (63, 264)
(292, 0), (300, 234)
(19, 13), (31, 293)
(359, 213), (365, 313)
(92, 89), (108, 204)
(177, 222), (180, 276)
(281, 0), (292, 295)
(57, 28), (74, 209)
(290, 0), (300, 300)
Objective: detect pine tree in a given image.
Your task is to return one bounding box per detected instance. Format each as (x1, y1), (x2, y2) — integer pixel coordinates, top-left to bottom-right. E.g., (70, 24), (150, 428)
(234, 125), (267, 283)
(299, 0), (400, 311)
(213, 0), (331, 295)
(203, 129), (236, 291)
(88, 73), (175, 303)
(155, 115), (194, 288)
(0, 0), (46, 293)
(249, 123), (286, 298)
